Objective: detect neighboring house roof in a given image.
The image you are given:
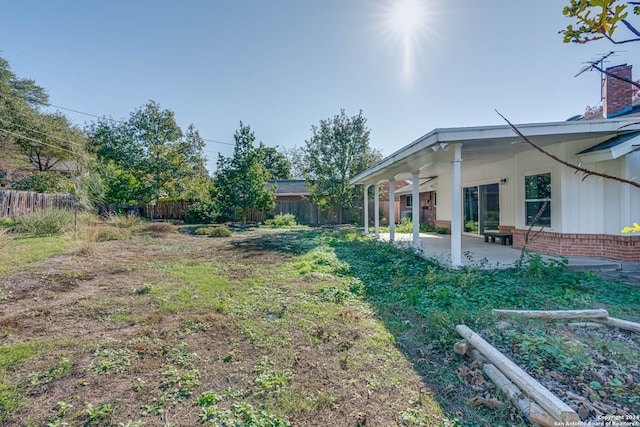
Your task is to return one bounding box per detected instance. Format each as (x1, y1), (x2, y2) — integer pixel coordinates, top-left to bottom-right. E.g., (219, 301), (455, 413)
(268, 179), (311, 197)
(395, 177), (438, 195)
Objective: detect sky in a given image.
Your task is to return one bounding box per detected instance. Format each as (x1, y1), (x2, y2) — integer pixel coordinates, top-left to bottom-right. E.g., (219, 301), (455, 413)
(1, 0), (639, 173)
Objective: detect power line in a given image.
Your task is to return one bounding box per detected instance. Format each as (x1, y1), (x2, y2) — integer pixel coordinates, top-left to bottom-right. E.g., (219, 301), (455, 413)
(1, 87), (236, 146)
(0, 128), (93, 161)
(0, 117), (88, 150)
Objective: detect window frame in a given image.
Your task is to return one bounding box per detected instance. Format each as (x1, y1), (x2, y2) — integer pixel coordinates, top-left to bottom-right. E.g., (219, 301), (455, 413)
(524, 172), (551, 227)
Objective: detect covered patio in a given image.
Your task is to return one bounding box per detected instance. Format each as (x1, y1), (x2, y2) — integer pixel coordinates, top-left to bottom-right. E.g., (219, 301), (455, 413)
(350, 117), (640, 266)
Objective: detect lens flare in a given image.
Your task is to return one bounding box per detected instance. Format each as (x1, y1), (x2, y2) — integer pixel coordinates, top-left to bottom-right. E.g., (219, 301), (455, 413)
(379, 0), (434, 84)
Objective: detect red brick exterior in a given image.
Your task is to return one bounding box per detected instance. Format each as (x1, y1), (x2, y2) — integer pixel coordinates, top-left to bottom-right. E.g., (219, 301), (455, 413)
(435, 220), (451, 232)
(603, 64), (633, 118)
(513, 230), (640, 261)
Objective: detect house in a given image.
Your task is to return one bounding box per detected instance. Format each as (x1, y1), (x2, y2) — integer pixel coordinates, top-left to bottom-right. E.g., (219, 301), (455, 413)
(351, 64), (640, 265)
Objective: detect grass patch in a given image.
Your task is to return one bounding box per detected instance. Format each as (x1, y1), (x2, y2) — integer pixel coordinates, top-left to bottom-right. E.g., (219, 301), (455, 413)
(0, 235), (74, 277)
(0, 339), (78, 420)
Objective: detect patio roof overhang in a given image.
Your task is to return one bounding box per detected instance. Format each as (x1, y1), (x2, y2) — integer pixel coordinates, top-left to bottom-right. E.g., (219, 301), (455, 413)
(351, 118), (640, 187)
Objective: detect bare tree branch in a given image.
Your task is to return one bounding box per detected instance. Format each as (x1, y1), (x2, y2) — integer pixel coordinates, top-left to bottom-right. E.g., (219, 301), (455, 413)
(588, 62), (640, 89)
(496, 111), (640, 189)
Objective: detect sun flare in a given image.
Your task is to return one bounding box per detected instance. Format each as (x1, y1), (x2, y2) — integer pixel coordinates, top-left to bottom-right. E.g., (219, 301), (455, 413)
(380, 0), (433, 84)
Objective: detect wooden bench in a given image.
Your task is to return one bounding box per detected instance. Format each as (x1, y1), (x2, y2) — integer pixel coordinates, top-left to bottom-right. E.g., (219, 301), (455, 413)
(483, 232), (513, 245)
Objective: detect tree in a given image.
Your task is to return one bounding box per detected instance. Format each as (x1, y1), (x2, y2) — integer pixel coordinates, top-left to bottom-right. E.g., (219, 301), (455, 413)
(283, 145), (306, 179)
(0, 55), (89, 173)
(214, 122), (276, 223)
(561, 0), (640, 44)
(262, 146), (291, 179)
(89, 100), (209, 205)
(302, 110), (382, 222)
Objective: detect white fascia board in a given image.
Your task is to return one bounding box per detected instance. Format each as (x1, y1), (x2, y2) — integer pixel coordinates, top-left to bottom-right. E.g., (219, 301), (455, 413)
(350, 118), (640, 186)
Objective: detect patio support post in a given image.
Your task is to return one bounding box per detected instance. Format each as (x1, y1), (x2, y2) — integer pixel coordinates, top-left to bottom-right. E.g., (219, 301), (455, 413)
(451, 143), (463, 267)
(389, 178), (396, 242)
(374, 184), (380, 239)
(363, 184), (370, 234)
(412, 172), (420, 249)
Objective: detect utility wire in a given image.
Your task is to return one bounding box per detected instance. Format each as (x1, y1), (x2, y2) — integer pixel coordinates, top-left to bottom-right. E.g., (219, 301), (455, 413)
(0, 117), (87, 150)
(1, 87), (236, 146)
(0, 128), (93, 161)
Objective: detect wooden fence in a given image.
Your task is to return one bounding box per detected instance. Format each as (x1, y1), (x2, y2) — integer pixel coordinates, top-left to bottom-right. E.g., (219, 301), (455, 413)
(247, 199), (366, 225)
(0, 190), (75, 218)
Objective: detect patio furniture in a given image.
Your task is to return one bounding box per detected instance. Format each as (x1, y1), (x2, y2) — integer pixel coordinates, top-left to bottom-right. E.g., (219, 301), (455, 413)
(483, 232), (513, 245)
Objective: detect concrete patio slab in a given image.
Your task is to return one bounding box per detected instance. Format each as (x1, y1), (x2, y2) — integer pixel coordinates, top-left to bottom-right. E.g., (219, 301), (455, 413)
(376, 232), (622, 271)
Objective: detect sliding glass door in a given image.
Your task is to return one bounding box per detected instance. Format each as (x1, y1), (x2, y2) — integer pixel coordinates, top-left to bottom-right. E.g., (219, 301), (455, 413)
(463, 183), (499, 235)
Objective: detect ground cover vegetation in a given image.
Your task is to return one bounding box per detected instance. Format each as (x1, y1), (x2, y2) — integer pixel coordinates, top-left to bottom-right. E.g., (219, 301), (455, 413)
(1, 219), (638, 426)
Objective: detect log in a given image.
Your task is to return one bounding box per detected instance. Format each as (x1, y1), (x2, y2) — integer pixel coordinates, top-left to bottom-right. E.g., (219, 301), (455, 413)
(492, 309), (609, 320)
(454, 340), (471, 355)
(456, 325), (579, 423)
(594, 317), (640, 333)
(480, 359), (557, 426)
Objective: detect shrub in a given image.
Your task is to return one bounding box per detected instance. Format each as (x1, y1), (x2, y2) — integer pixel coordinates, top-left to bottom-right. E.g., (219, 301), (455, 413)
(209, 226), (232, 237)
(144, 222), (177, 235)
(185, 201), (219, 224)
(194, 227), (214, 235)
(264, 214), (297, 228)
(436, 227), (449, 234)
(10, 172), (73, 193)
(15, 208), (74, 236)
(0, 217), (19, 229)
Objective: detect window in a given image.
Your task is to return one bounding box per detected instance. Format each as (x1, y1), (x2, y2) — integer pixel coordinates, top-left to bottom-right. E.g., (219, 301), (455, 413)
(525, 173), (551, 227)
(406, 195), (413, 207)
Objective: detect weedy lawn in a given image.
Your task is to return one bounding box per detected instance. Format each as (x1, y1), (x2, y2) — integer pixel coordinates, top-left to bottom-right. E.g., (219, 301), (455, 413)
(0, 227), (638, 426)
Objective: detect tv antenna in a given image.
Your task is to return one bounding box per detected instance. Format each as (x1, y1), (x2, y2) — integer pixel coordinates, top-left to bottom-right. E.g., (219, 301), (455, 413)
(575, 51), (626, 101)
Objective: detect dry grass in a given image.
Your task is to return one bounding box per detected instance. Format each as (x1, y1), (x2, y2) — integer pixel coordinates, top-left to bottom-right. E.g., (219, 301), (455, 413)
(75, 225), (128, 256)
(0, 228), (11, 250)
(104, 212), (142, 229)
(144, 222), (177, 235)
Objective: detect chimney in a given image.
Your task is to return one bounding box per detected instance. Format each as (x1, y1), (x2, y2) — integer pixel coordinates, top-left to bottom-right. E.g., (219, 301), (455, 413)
(603, 64), (633, 118)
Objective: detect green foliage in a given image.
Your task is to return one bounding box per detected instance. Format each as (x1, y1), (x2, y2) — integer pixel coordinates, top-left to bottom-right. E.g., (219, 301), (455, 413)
(319, 231), (640, 352)
(196, 389), (291, 426)
(194, 226), (232, 237)
(262, 146), (292, 179)
(436, 227), (449, 234)
(0, 57), (90, 173)
(27, 357), (72, 387)
(88, 101), (209, 204)
(15, 208), (73, 236)
(10, 172), (73, 193)
(214, 122), (276, 222)
(76, 402), (113, 425)
(302, 110), (382, 216)
(185, 200), (219, 224)
(561, 0), (639, 44)
(264, 213), (298, 228)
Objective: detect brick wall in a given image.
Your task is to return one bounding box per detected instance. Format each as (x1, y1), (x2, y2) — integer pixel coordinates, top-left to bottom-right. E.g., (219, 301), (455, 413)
(513, 229), (640, 261)
(435, 220), (451, 232)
